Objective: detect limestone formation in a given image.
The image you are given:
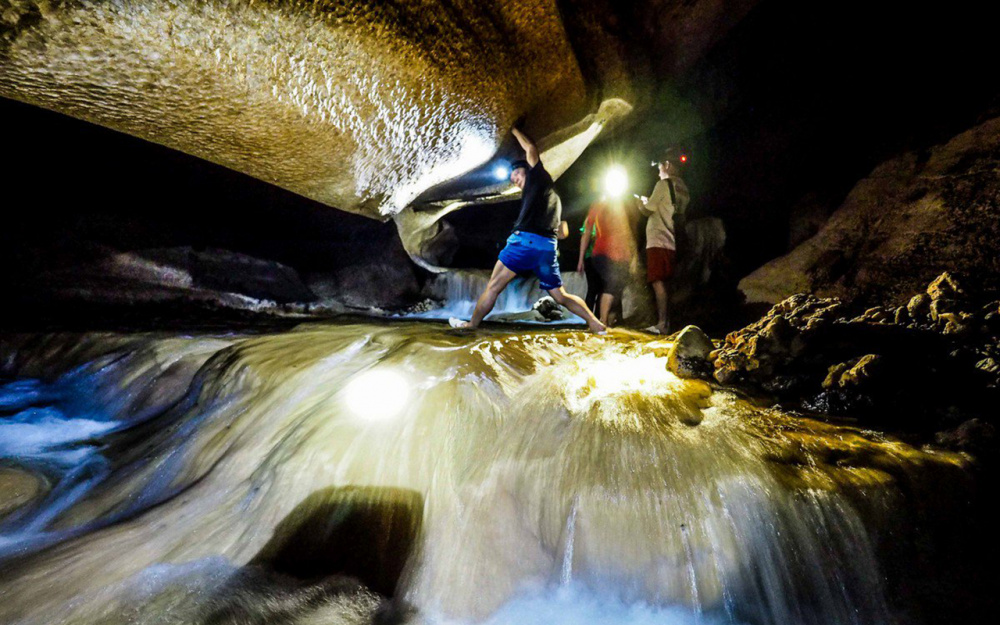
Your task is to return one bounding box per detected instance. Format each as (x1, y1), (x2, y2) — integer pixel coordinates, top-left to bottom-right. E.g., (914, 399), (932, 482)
(713, 294), (843, 386)
(739, 117), (1000, 305)
(666, 325), (715, 379)
(822, 354), (882, 390)
(0, 0), (755, 221)
(716, 272), (1000, 437)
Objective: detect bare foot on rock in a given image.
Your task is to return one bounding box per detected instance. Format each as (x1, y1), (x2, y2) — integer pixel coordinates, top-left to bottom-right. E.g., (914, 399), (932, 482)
(589, 321), (608, 336)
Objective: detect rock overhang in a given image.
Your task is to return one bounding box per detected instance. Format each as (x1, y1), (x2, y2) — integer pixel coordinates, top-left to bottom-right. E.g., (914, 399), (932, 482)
(0, 0), (758, 222)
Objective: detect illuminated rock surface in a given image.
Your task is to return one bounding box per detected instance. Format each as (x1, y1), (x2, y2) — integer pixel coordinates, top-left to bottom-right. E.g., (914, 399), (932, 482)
(715, 274), (1000, 439)
(0, 0), (753, 220)
(0, 323), (988, 624)
(739, 116), (1000, 305)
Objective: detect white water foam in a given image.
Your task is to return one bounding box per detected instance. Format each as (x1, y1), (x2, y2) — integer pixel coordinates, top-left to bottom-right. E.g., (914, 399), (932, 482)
(403, 269), (589, 323)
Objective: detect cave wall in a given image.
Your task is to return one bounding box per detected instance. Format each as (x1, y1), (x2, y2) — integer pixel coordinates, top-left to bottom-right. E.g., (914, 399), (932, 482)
(543, 0), (1000, 313)
(739, 116), (1000, 305)
(0, 97), (423, 328)
(2, 0), (998, 323)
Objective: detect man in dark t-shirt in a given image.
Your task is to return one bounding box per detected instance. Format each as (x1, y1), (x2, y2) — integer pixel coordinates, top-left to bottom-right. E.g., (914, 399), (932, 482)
(449, 128), (606, 334)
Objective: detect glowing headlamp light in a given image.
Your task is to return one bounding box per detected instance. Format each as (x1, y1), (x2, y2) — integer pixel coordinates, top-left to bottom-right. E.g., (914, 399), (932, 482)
(604, 165), (629, 197)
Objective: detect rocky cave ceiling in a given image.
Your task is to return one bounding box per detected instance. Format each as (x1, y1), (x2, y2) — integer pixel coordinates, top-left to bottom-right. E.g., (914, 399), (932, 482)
(0, 0), (757, 221)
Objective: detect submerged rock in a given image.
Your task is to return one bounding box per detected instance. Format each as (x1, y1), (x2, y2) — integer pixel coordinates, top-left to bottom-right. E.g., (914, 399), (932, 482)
(666, 325), (715, 379)
(0, 467), (46, 520)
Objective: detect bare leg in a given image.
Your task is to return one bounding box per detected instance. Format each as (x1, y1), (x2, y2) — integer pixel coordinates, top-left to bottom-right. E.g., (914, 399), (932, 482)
(452, 261), (517, 329)
(598, 293), (616, 326)
(651, 280), (669, 332)
(548, 286), (607, 334)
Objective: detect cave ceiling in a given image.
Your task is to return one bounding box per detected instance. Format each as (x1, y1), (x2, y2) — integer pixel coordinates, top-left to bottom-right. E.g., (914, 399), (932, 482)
(0, 0), (758, 220)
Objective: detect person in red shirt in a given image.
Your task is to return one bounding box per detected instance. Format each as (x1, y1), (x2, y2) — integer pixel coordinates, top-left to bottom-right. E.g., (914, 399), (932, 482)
(577, 198), (637, 326)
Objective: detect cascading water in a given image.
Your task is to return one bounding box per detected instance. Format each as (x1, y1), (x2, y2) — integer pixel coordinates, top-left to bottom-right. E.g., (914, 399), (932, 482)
(406, 270), (589, 322)
(0, 323), (969, 625)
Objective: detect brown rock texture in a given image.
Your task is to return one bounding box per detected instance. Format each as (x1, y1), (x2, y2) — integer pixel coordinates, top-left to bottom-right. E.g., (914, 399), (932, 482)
(740, 117), (1000, 305)
(0, 0), (758, 219)
(714, 273), (1000, 442)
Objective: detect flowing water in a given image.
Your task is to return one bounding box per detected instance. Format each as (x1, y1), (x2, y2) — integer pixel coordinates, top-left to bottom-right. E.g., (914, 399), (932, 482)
(0, 323), (969, 625)
(406, 270), (589, 322)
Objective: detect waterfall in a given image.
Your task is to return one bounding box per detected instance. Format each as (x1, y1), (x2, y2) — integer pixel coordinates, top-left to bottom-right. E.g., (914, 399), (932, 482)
(405, 269), (589, 322)
(0, 325), (971, 625)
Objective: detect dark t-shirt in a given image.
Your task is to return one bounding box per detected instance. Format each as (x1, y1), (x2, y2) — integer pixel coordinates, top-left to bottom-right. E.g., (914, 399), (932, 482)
(511, 162), (561, 237)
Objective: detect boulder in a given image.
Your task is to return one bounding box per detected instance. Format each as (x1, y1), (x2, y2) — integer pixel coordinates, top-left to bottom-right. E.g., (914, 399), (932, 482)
(140, 248), (317, 304)
(533, 297), (567, 322)
(926, 271), (967, 302)
(907, 293), (931, 322)
(666, 325), (715, 379)
(717, 273), (1000, 437)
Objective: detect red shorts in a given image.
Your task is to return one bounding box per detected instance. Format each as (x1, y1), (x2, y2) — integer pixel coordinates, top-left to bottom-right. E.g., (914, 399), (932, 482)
(646, 247), (676, 283)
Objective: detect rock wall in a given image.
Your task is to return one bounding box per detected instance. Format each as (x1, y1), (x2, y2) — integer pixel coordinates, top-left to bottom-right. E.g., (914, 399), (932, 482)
(713, 273), (999, 454)
(740, 117), (1000, 306)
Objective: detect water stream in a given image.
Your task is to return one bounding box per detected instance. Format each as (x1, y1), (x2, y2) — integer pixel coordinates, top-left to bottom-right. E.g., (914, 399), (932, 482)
(0, 323), (969, 625)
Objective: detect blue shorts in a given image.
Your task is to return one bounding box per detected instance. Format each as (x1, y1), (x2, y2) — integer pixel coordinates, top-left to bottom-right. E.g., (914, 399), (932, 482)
(498, 231), (563, 291)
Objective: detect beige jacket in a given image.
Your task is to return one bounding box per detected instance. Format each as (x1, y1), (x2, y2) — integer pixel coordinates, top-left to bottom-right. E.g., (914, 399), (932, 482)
(640, 177), (689, 250)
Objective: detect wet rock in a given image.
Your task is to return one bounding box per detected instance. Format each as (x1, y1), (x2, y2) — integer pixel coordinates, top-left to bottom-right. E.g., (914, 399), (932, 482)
(0, 467), (46, 520)
(666, 325), (715, 379)
(938, 312), (975, 336)
(307, 257), (422, 311)
(251, 486), (423, 597)
(40, 247), (318, 305)
(852, 307), (893, 324)
(907, 293), (931, 322)
(980, 302), (1000, 334)
(975, 356), (1000, 388)
(152, 248), (317, 304)
(718, 272), (1000, 435)
(926, 271), (967, 303)
(533, 296), (567, 322)
(822, 354), (882, 390)
(713, 294), (842, 385)
(893, 306), (909, 325)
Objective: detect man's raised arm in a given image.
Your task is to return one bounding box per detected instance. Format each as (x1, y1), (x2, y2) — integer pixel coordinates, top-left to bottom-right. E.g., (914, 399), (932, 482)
(511, 127), (540, 167)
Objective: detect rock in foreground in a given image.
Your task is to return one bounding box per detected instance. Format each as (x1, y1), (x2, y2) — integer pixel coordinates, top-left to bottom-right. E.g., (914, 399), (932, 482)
(715, 272), (1000, 447)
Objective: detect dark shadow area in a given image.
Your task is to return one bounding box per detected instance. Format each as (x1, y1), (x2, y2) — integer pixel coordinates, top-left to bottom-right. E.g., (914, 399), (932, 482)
(250, 486), (424, 597)
(0, 97), (425, 330)
(549, 0), (1000, 298)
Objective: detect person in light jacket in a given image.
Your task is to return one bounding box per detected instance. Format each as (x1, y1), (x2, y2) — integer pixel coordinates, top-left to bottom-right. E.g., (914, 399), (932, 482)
(638, 149), (689, 334)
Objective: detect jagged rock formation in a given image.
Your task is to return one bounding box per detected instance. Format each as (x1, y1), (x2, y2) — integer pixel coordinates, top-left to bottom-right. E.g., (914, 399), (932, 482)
(714, 272), (1000, 448)
(740, 117), (1000, 305)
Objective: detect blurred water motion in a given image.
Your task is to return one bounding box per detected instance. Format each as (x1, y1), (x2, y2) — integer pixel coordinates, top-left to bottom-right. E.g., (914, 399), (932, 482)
(0, 323), (968, 624)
